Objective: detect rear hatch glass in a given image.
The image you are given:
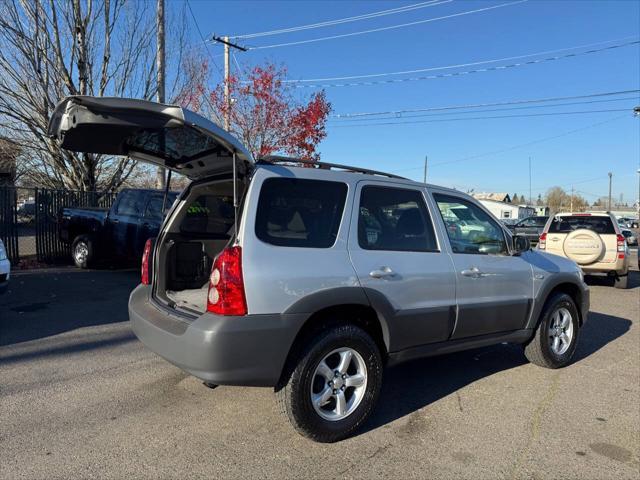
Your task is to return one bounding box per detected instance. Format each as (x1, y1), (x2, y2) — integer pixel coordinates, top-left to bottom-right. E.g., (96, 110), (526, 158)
(48, 96), (252, 179)
(548, 216), (615, 234)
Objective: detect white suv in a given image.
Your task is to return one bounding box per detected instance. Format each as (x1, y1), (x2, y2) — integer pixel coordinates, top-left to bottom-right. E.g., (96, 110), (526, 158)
(539, 212), (629, 288)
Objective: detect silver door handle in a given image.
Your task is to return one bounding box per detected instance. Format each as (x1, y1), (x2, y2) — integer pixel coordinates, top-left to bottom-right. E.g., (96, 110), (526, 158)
(369, 266), (394, 279)
(461, 267), (483, 278)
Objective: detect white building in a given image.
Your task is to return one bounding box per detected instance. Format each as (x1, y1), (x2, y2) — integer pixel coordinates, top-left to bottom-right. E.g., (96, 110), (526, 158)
(477, 199), (535, 220)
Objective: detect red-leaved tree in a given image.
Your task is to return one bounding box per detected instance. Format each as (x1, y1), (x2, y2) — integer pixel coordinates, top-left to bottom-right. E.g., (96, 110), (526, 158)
(179, 63), (331, 161)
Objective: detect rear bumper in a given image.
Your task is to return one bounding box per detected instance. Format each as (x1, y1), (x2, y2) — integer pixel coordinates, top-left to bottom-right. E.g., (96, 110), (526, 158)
(128, 285), (307, 386)
(580, 257), (629, 275)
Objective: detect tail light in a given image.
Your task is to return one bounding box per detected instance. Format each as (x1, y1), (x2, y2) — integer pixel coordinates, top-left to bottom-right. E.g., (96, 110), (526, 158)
(617, 233), (625, 252)
(207, 246), (247, 316)
(539, 232), (547, 249)
(141, 238), (153, 285)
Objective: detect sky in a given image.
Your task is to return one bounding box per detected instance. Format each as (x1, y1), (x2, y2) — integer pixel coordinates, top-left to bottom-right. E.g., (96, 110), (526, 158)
(187, 0), (640, 205)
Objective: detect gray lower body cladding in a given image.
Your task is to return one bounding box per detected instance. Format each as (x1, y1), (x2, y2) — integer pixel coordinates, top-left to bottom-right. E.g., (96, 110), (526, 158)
(129, 285), (306, 386)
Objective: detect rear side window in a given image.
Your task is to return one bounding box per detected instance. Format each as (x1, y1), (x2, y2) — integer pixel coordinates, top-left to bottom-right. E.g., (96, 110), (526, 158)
(115, 191), (141, 216)
(548, 216), (616, 234)
(255, 178), (347, 248)
(358, 186), (438, 252)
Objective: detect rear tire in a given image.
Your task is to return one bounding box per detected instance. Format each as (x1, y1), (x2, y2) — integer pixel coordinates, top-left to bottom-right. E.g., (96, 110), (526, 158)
(524, 292), (579, 369)
(275, 323), (382, 443)
(71, 235), (94, 269)
(614, 273), (628, 289)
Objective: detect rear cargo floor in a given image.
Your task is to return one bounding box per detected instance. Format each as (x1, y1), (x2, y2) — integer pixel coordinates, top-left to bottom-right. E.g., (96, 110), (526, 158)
(166, 284), (208, 313)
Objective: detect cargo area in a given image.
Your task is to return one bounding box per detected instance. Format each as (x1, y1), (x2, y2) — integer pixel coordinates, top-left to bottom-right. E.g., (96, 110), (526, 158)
(153, 179), (240, 314)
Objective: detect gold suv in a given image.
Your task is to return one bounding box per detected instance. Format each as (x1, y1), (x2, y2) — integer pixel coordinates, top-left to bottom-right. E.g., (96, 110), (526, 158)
(539, 212), (630, 288)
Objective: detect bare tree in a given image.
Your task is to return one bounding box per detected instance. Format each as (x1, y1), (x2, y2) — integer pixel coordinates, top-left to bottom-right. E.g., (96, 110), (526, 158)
(0, 0), (201, 191)
(545, 186), (588, 213)
(0, 136), (20, 186)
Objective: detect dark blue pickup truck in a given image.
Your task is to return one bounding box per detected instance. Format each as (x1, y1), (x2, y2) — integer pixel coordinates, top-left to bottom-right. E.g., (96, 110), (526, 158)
(59, 188), (177, 268)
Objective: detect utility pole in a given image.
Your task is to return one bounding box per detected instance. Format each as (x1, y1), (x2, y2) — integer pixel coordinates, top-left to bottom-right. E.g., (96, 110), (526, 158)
(155, 0), (166, 190)
(423, 155), (428, 183)
(570, 185), (574, 211)
(637, 168), (640, 220)
(212, 35), (247, 131)
(528, 156), (532, 206)
(224, 36), (230, 130)
(635, 107), (640, 220)
(608, 172), (613, 211)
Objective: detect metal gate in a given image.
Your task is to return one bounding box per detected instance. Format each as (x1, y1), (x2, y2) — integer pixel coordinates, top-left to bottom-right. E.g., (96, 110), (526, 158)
(34, 189), (117, 263)
(0, 187), (18, 263)
(0, 187), (117, 265)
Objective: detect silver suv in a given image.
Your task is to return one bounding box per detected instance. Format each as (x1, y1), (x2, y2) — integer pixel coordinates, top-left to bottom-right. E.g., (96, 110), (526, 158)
(49, 96), (590, 442)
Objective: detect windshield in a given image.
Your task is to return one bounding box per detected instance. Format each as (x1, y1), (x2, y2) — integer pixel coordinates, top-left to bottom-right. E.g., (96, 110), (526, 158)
(548, 215), (615, 234)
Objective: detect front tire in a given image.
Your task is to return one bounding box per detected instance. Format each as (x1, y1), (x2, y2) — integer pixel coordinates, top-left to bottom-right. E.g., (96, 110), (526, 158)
(524, 292), (579, 369)
(275, 324), (382, 443)
(71, 235), (94, 269)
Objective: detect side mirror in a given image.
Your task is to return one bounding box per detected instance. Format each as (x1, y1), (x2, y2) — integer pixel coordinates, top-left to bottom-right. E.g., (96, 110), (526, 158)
(512, 234), (531, 255)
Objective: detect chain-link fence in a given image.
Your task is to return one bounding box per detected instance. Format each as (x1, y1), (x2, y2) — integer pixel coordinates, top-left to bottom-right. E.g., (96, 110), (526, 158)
(0, 187), (116, 267)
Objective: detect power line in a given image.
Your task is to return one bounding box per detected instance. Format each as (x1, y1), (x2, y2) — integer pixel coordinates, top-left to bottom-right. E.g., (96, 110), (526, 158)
(288, 36), (639, 84)
(331, 89), (640, 119)
(292, 39), (640, 88)
(390, 114), (629, 173)
(232, 52), (243, 80)
(186, 0), (223, 77)
(245, 0), (528, 50)
(333, 97), (638, 122)
(234, 1), (449, 39)
(328, 108), (633, 128)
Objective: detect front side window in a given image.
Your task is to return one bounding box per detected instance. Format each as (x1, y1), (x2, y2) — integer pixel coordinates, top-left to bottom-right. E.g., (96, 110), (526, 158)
(434, 194), (507, 255)
(255, 178), (347, 248)
(145, 193), (178, 220)
(358, 186), (438, 252)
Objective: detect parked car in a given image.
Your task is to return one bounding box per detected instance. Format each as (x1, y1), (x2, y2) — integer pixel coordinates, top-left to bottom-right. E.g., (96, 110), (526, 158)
(59, 188), (178, 268)
(507, 215), (548, 245)
(0, 239), (10, 294)
(17, 201), (36, 223)
(49, 95), (590, 442)
(618, 217), (639, 229)
(620, 228), (638, 246)
(540, 212), (629, 288)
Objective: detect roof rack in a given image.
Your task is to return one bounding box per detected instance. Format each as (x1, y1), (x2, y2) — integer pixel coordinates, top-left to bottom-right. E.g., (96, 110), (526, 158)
(257, 155), (408, 180)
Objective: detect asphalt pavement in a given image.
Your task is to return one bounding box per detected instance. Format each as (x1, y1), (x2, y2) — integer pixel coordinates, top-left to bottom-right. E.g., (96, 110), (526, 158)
(0, 254), (638, 479)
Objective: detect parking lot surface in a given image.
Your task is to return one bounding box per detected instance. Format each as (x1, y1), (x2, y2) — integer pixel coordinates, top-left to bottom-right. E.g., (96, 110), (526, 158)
(1, 255), (638, 479)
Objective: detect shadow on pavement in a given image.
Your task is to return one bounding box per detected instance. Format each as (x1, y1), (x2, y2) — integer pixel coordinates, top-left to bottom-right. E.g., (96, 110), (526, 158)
(0, 269), (140, 346)
(361, 310), (631, 435)
(0, 332), (135, 365)
(585, 270), (639, 290)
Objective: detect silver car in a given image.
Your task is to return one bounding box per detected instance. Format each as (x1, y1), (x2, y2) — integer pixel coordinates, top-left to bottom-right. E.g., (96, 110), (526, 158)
(49, 96), (590, 442)
(0, 239), (10, 294)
